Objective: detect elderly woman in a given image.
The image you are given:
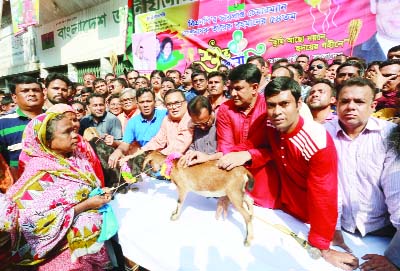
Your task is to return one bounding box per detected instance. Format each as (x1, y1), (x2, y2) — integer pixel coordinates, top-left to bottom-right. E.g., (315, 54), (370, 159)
(1, 105), (113, 270)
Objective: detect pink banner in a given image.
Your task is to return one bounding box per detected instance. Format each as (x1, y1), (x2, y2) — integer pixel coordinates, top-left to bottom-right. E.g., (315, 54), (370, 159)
(135, 0), (378, 72)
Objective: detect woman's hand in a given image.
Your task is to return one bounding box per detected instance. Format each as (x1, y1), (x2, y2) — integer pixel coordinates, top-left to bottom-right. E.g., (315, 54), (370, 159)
(86, 194), (111, 210)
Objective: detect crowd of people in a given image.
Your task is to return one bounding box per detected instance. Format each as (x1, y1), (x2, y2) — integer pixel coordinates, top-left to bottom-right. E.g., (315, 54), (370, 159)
(0, 45), (399, 271)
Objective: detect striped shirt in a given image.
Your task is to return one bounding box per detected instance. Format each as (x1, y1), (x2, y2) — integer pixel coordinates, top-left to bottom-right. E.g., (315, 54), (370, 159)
(325, 117), (400, 235)
(266, 117), (338, 250)
(0, 107), (31, 168)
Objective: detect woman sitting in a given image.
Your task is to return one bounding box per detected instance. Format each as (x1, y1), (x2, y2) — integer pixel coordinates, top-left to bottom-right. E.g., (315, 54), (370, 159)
(1, 104), (113, 270)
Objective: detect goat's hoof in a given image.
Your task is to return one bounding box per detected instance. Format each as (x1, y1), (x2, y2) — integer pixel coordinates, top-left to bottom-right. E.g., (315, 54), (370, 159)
(170, 213), (179, 221)
(244, 239), (251, 247)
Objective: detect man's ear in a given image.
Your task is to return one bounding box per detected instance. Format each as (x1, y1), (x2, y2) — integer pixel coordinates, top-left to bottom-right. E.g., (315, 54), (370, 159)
(11, 94), (17, 103)
(330, 96), (336, 105)
(252, 82), (259, 93)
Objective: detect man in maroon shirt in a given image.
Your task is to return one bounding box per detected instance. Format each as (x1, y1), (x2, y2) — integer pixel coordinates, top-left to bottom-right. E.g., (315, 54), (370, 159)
(262, 77), (358, 270)
(185, 63), (280, 208)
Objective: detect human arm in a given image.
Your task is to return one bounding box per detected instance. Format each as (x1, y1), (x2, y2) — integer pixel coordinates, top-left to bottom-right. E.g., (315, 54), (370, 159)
(141, 118), (168, 152)
(182, 150), (223, 167)
(108, 142), (130, 168)
(159, 114), (193, 155)
(73, 193), (111, 216)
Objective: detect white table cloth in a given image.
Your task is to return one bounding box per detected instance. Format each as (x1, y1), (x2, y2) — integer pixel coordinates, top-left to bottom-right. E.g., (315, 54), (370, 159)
(110, 177), (390, 271)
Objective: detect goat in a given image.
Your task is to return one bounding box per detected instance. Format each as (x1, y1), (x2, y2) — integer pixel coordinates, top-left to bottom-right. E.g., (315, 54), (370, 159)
(142, 151), (255, 246)
(82, 127), (145, 193)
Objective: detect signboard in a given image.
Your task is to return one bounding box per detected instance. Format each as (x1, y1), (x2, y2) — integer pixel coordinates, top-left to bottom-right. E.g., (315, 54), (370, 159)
(134, 0), (376, 72)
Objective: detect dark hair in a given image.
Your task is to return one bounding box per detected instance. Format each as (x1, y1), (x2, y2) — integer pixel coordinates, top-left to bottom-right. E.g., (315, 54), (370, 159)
(246, 55), (267, 67)
(158, 37), (173, 59)
(93, 78), (107, 87)
(309, 58), (328, 68)
(162, 77), (177, 88)
(135, 76), (150, 85)
(191, 70), (208, 80)
(45, 73), (72, 88)
(111, 78), (129, 88)
(136, 87), (155, 100)
(72, 82), (84, 90)
(367, 61), (383, 70)
(9, 75), (41, 94)
(126, 70), (140, 77)
(187, 95), (212, 116)
(105, 73), (116, 78)
(312, 78), (336, 97)
(287, 63), (304, 77)
(275, 58), (289, 65)
(87, 93), (105, 104)
(337, 77), (376, 99)
(189, 62), (204, 71)
(167, 69), (181, 78)
(45, 113), (68, 144)
(81, 87), (93, 94)
(296, 54), (310, 61)
(271, 66), (294, 79)
(164, 89), (185, 101)
(228, 63), (261, 84)
(264, 76), (301, 102)
(379, 59), (400, 69)
(217, 64), (229, 71)
(346, 56), (367, 69)
(337, 61), (365, 77)
(208, 71), (227, 83)
(150, 70), (166, 79)
(388, 45), (400, 54)
(1, 95), (13, 105)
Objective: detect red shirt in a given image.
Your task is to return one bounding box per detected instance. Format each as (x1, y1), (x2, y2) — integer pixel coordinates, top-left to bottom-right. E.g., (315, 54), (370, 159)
(266, 117), (338, 249)
(216, 94), (280, 208)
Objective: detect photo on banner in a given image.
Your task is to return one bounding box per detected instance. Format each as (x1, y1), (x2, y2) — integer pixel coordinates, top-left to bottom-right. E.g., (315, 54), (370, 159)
(132, 32), (157, 74)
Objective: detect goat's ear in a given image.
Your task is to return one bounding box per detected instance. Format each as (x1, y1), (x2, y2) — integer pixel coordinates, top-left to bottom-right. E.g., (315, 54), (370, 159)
(142, 156), (151, 171)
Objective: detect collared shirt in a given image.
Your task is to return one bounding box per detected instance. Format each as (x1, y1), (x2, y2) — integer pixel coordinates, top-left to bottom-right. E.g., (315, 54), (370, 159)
(266, 117), (338, 250)
(189, 119), (217, 154)
(79, 111), (122, 140)
(0, 107), (31, 167)
(118, 109), (140, 133)
(142, 112), (193, 155)
(184, 88), (198, 102)
(217, 94), (280, 208)
(324, 117), (399, 236)
(123, 109), (167, 147)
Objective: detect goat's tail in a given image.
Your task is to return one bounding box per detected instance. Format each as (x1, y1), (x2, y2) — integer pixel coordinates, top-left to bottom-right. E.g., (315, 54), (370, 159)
(245, 173), (255, 192)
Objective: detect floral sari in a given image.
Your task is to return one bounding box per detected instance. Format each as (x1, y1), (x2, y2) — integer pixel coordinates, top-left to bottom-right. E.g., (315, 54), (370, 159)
(1, 105), (111, 270)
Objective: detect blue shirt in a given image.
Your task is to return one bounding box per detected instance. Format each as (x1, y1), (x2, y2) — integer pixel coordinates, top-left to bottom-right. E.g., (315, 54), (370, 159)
(123, 109), (167, 147)
(0, 107), (31, 167)
(79, 111), (122, 140)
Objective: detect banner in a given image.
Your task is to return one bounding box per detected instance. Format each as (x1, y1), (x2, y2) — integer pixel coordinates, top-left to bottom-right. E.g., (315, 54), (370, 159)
(10, 0), (40, 35)
(134, 0), (376, 72)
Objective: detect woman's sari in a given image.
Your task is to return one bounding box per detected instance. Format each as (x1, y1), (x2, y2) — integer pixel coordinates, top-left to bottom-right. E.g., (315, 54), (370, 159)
(1, 104), (111, 270)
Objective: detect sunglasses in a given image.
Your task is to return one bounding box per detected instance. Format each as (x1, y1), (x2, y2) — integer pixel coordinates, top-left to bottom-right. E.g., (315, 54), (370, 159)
(74, 108), (85, 113)
(310, 64), (325, 70)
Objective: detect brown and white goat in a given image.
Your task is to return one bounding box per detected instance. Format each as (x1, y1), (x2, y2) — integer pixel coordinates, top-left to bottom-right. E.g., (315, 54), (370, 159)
(142, 151), (255, 246)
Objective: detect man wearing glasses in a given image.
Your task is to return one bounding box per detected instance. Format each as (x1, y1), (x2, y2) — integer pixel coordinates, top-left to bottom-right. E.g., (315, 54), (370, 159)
(140, 89), (193, 155)
(308, 58), (328, 84)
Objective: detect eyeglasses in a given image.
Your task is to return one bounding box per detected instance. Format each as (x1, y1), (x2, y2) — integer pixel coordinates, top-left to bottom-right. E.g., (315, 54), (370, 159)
(165, 100), (185, 109)
(337, 72), (356, 78)
(193, 115), (212, 127)
(310, 64), (325, 70)
(73, 108), (85, 113)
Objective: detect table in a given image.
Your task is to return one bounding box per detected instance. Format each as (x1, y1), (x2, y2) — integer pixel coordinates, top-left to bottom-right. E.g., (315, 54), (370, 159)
(110, 177), (390, 271)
